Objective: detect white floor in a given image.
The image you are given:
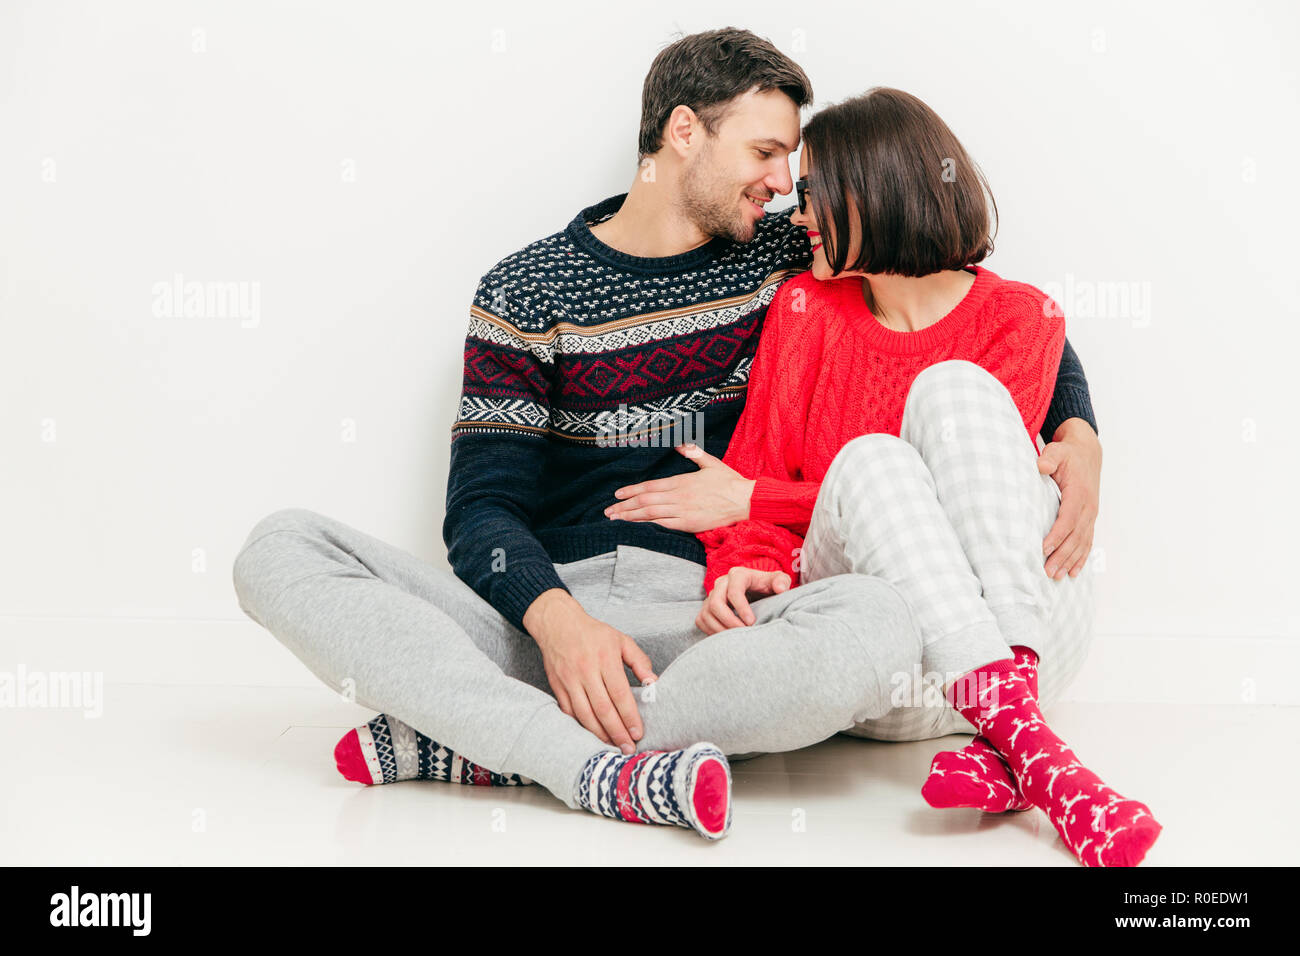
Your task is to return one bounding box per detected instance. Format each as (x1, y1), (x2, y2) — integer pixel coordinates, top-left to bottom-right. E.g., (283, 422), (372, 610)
(3, 677), (1296, 865)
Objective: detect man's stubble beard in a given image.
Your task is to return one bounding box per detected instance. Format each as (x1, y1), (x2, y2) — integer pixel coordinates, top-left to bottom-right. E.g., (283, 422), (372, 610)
(677, 141), (757, 245)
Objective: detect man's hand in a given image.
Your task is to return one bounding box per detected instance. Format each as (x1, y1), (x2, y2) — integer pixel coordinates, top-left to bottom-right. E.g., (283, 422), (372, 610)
(1038, 417), (1102, 580)
(604, 444), (755, 532)
(696, 567), (791, 635)
(522, 589), (656, 754)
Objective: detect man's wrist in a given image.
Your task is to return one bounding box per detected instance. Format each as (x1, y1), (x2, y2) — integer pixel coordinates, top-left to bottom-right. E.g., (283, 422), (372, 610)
(1053, 416), (1097, 444)
(522, 587), (585, 644)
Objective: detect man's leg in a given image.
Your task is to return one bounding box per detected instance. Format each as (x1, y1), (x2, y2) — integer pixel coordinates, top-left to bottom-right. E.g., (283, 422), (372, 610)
(231, 508), (612, 807)
(592, 546), (925, 757)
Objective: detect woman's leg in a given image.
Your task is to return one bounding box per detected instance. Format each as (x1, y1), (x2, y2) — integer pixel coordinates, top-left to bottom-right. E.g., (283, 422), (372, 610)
(897, 360), (1096, 704)
(803, 361), (1160, 865)
(894, 360), (1097, 810)
(800, 429), (1015, 741)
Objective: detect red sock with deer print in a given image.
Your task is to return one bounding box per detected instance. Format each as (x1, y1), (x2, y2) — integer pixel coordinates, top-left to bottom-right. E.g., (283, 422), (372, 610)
(945, 659), (1163, 867)
(922, 645), (1038, 813)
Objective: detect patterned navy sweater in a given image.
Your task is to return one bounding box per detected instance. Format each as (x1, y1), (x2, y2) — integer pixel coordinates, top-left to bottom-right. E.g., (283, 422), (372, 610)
(444, 193), (1098, 631)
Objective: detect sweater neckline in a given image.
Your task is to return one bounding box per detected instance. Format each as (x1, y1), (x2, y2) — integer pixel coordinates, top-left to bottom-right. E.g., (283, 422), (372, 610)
(567, 193), (733, 275)
(830, 265), (998, 354)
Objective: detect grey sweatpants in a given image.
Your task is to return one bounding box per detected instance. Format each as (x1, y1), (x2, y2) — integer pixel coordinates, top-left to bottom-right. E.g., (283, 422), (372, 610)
(231, 515), (923, 809)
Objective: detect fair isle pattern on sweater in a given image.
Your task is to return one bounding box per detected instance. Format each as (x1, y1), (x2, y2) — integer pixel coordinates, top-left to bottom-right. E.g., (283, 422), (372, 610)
(441, 193), (812, 632)
(442, 192), (1096, 634)
(452, 203), (805, 443)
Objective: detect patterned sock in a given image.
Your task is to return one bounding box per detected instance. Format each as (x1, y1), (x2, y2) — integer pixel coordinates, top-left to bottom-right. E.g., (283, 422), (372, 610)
(922, 645), (1038, 813)
(334, 714), (532, 786)
(574, 743), (732, 841)
(946, 662), (1162, 867)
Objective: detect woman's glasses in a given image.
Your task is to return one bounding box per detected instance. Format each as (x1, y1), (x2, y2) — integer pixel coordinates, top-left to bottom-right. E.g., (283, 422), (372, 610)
(796, 177), (811, 215)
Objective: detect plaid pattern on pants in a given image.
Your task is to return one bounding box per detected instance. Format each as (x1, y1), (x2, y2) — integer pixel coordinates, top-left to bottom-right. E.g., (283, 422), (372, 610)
(800, 360), (1097, 742)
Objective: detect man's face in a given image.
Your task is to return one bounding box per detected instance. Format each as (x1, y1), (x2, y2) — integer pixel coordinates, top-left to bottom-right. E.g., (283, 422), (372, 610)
(677, 87), (801, 243)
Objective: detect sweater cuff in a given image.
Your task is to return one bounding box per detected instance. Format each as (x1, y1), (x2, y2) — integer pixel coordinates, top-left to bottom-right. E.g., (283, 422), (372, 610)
(704, 553), (785, 592)
(1042, 387), (1098, 441)
(750, 476), (816, 527)
(491, 562), (570, 634)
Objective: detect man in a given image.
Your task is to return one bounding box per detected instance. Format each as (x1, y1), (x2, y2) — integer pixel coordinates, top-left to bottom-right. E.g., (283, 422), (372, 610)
(232, 28), (1100, 840)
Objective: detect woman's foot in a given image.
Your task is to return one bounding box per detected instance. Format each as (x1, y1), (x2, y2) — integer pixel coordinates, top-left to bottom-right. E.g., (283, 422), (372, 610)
(574, 743), (732, 841)
(334, 714), (532, 786)
(922, 736), (1031, 812)
(947, 661), (1162, 866)
(922, 645), (1037, 812)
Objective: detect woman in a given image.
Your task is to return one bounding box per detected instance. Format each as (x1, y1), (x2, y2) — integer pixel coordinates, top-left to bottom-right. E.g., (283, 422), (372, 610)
(693, 88), (1161, 866)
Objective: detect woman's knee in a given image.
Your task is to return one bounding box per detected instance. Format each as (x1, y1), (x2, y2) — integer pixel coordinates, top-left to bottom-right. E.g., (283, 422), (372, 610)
(823, 432), (927, 500)
(904, 359), (1010, 422)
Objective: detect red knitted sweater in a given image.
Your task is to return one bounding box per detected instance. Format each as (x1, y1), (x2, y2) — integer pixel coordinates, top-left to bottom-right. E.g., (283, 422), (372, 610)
(697, 265), (1065, 591)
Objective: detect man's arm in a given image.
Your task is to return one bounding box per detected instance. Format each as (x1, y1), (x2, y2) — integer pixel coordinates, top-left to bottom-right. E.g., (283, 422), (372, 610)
(443, 279), (652, 752)
(1035, 336), (1102, 579)
(444, 432), (568, 631)
(1041, 337), (1099, 442)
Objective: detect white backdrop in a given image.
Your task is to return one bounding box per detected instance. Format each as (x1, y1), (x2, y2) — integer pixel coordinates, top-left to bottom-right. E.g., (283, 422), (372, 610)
(3, 1), (1297, 688)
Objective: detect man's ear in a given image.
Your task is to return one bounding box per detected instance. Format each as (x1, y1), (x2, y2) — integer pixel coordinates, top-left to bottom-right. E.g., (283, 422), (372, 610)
(663, 104), (700, 158)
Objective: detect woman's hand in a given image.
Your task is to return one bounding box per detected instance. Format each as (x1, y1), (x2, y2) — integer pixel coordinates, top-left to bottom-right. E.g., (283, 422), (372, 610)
(1038, 418), (1102, 580)
(695, 567), (792, 634)
(604, 444), (756, 532)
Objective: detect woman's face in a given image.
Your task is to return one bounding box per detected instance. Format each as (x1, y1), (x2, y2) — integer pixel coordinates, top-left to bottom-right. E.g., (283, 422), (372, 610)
(790, 146), (866, 281)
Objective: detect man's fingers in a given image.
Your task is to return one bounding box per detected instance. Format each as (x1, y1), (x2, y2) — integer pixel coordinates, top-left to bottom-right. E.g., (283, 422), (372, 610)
(549, 669), (574, 718)
(1046, 528), (1083, 579)
(1043, 487), (1083, 558)
(602, 662), (643, 748)
(566, 685), (612, 745)
(1042, 510), (1072, 558)
(1069, 533), (1096, 576)
(621, 636), (657, 686)
(584, 677), (635, 754)
(1037, 445), (1064, 475)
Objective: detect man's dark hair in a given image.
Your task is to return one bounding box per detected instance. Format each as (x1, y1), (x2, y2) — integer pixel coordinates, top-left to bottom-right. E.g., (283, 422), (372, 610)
(638, 28), (813, 161)
(801, 87), (998, 277)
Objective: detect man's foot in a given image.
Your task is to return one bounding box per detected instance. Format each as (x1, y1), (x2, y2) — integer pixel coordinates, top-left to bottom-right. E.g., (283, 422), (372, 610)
(334, 714), (532, 786)
(574, 743), (732, 841)
(922, 645), (1037, 812)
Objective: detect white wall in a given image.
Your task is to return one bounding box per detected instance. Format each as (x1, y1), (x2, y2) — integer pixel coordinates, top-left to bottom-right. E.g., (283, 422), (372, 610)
(3, 1), (1296, 659)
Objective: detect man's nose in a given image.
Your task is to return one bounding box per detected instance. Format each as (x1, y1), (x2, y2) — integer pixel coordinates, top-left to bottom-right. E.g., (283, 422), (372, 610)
(766, 164), (794, 197)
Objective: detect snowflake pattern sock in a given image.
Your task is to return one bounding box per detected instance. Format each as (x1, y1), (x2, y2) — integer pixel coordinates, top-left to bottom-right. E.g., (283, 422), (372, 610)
(946, 661), (1162, 866)
(574, 743), (732, 841)
(334, 714), (532, 786)
(922, 645), (1038, 812)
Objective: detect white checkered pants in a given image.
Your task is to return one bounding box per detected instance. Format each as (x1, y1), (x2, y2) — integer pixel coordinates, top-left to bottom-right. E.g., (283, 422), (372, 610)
(800, 360), (1097, 742)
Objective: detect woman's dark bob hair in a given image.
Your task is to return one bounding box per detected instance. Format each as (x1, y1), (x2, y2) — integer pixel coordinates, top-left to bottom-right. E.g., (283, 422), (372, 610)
(800, 87), (998, 277)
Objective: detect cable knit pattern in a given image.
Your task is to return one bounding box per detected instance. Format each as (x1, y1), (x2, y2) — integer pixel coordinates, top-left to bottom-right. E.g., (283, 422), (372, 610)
(697, 266), (1066, 591)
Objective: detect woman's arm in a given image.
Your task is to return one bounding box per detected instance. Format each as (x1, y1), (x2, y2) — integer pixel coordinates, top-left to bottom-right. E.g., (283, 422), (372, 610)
(698, 518), (805, 592)
(607, 278), (816, 538)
